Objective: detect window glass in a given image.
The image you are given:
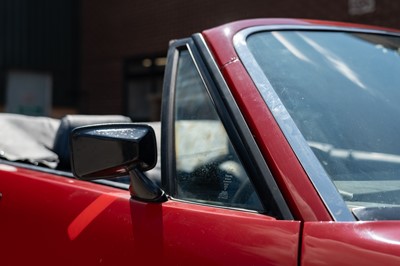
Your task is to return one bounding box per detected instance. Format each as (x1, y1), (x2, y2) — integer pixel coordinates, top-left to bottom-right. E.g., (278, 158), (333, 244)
(247, 31), (400, 218)
(174, 49), (262, 211)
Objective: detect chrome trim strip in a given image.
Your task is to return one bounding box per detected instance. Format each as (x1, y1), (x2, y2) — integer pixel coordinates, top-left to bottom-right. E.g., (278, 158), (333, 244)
(232, 25), (396, 221)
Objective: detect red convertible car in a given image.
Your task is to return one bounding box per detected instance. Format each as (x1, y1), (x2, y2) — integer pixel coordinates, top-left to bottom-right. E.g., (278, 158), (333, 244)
(1, 18), (400, 265)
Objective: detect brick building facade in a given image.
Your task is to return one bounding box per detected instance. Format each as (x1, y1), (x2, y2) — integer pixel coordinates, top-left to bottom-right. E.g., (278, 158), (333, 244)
(80, 0), (400, 120)
(0, 0), (399, 120)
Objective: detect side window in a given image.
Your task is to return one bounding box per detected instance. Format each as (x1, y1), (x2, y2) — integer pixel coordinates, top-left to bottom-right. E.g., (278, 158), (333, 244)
(173, 49), (263, 211)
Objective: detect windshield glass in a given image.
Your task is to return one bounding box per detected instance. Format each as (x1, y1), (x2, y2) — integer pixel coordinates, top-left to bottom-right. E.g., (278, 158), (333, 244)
(247, 30), (400, 220)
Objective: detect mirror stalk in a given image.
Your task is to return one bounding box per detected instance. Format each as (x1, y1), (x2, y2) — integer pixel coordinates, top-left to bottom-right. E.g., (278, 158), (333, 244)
(129, 168), (167, 202)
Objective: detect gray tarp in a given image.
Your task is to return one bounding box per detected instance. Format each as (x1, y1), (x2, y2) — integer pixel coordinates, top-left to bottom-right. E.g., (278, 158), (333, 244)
(0, 113), (60, 168)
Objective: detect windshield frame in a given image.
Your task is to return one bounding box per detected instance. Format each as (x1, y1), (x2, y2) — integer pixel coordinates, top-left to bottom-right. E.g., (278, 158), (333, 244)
(234, 25), (400, 222)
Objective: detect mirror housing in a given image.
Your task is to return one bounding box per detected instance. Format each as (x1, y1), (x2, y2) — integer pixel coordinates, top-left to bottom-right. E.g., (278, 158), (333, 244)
(70, 124), (166, 202)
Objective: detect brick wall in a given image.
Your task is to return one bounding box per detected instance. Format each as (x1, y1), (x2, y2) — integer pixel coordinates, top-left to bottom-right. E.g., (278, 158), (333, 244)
(81, 0), (400, 115)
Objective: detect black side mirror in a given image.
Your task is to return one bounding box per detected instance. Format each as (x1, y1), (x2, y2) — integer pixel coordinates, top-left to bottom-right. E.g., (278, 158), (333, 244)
(70, 123), (166, 202)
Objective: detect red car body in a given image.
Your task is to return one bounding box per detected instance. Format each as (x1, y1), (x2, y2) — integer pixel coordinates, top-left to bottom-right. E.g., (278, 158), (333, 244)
(1, 19), (400, 265)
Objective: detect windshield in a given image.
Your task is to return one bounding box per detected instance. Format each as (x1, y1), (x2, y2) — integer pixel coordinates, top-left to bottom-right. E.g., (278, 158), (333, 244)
(246, 30), (400, 220)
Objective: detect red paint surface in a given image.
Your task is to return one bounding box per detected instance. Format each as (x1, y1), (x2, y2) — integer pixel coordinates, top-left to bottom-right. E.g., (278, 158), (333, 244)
(302, 222), (400, 265)
(0, 166), (300, 265)
(68, 193), (118, 240)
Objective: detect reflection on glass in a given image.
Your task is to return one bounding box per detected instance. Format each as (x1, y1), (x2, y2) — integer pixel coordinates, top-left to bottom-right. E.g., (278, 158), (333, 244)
(247, 31), (400, 218)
